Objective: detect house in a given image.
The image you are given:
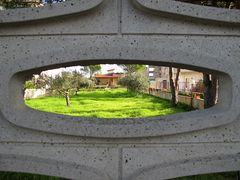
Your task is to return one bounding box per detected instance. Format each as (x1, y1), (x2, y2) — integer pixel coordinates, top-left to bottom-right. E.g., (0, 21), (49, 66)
(178, 69), (203, 92)
(94, 69), (124, 87)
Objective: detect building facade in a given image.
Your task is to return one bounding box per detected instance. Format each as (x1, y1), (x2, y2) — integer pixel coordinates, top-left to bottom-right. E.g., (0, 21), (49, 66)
(148, 66), (203, 92)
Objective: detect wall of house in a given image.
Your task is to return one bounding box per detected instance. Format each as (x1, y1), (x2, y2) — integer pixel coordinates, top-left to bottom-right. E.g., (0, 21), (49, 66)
(112, 78), (119, 86)
(97, 78), (110, 85)
(150, 68), (203, 92)
(178, 70), (203, 91)
(97, 78), (119, 87)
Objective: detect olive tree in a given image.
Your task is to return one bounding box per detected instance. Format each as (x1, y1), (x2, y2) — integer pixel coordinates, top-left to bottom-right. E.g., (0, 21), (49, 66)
(119, 73), (149, 92)
(50, 71), (73, 106)
(71, 70), (94, 94)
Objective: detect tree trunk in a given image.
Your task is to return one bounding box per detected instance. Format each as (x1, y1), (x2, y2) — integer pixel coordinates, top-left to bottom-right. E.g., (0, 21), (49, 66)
(203, 73), (215, 108)
(211, 75), (218, 104)
(169, 67), (177, 107)
(174, 68), (181, 105)
(75, 88), (79, 95)
(65, 91), (70, 106)
(226, 1), (231, 8)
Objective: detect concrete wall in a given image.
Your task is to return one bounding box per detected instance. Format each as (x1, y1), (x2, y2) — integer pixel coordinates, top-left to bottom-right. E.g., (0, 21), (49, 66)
(149, 88), (204, 109)
(0, 0), (240, 179)
(24, 89), (47, 99)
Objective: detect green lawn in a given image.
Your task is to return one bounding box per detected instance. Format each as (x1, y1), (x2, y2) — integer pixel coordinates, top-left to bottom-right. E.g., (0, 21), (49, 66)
(25, 88), (192, 118)
(0, 171), (59, 180)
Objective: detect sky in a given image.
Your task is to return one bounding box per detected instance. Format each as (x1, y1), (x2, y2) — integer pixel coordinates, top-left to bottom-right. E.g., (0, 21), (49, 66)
(42, 64), (124, 77)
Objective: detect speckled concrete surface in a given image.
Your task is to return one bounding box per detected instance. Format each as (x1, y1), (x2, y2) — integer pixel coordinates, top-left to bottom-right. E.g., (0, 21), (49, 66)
(0, 0), (240, 179)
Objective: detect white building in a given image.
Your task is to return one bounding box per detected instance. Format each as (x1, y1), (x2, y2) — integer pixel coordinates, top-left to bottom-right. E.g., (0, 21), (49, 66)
(148, 66), (203, 92)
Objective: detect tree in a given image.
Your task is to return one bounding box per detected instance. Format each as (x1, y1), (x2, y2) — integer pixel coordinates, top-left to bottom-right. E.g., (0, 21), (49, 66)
(50, 71), (73, 106)
(71, 70), (93, 94)
(120, 64), (145, 75)
(0, 0), (65, 9)
(24, 80), (36, 89)
(83, 65), (101, 78)
(203, 73), (218, 108)
(119, 64), (148, 92)
(0, 0), (43, 9)
(169, 67), (180, 107)
(34, 73), (52, 89)
(177, 0), (240, 9)
(119, 73), (149, 92)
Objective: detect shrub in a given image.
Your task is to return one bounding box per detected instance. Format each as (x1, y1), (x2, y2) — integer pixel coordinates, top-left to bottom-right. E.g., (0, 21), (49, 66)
(24, 80), (36, 89)
(119, 73), (149, 92)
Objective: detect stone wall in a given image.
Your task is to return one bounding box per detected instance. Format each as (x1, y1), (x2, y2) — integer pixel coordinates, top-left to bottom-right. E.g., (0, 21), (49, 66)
(24, 89), (47, 99)
(0, 0), (240, 179)
(149, 88), (204, 109)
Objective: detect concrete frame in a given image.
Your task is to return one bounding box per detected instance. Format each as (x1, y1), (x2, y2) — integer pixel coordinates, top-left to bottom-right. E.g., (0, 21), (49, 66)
(0, 0), (240, 179)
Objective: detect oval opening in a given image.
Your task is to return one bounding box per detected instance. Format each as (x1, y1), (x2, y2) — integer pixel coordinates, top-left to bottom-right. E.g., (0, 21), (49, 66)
(23, 64), (218, 118)
(6, 59), (232, 137)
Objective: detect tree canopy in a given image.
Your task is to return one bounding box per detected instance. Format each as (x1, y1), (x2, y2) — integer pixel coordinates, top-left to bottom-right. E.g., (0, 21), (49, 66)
(119, 73), (149, 92)
(0, 0), (65, 9)
(177, 0), (240, 9)
(0, 0), (43, 9)
(83, 65), (101, 78)
(120, 64), (146, 75)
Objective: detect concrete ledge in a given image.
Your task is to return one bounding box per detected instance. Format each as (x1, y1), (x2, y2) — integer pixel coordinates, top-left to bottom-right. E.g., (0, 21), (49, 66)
(123, 146), (240, 180)
(0, 145), (118, 179)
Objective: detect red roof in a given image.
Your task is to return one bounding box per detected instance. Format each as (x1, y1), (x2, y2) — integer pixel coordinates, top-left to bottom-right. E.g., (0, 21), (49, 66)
(95, 73), (122, 79)
(95, 74), (120, 79)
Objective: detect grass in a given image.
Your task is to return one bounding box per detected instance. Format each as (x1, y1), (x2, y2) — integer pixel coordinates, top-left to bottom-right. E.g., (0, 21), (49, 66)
(0, 171), (60, 180)
(25, 88), (193, 118)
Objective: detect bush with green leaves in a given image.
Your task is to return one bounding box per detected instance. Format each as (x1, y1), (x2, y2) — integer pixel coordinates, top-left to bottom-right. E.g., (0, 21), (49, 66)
(24, 80), (36, 89)
(119, 73), (149, 92)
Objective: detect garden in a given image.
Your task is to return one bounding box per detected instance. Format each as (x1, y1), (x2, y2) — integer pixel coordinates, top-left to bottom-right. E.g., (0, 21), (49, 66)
(25, 88), (193, 118)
